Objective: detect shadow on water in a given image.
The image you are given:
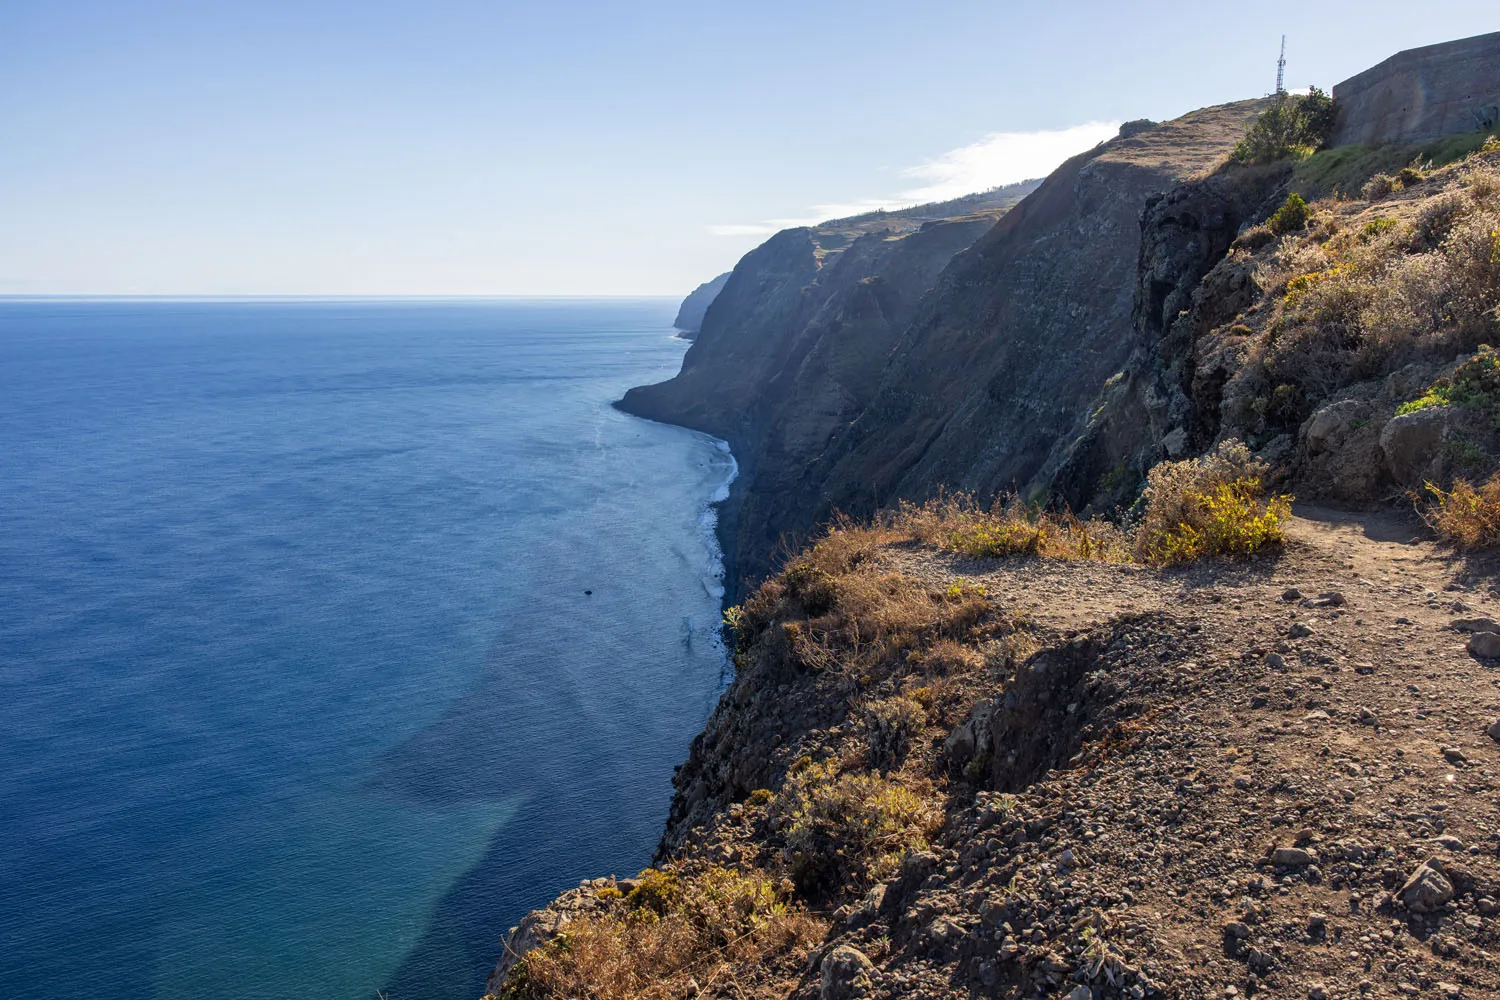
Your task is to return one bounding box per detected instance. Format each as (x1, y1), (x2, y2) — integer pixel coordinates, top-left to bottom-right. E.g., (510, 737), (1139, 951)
(367, 622), (700, 1000)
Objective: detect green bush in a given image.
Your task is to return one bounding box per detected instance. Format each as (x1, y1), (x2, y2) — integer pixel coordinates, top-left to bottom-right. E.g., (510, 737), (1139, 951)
(775, 763), (939, 896)
(1397, 348), (1500, 419)
(1268, 193), (1312, 235)
(624, 869), (682, 915)
(1300, 86), (1338, 146)
(1234, 88), (1338, 164)
(1397, 165), (1427, 188)
(1360, 217), (1399, 240)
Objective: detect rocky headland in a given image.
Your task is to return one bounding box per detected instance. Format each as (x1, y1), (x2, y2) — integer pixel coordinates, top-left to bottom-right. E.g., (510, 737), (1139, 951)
(674, 272), (732, 338)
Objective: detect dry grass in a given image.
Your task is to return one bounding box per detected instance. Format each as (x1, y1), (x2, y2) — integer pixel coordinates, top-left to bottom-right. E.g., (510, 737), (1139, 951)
(737, 520), (999, 686)
(1423, 473), (1500, 549)
(889, 493), (1130, 562)
(492, 867), (824, 1000)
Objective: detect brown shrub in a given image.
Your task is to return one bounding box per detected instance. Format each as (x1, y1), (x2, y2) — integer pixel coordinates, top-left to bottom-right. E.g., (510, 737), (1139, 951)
(1362, 173), (1400, 199)
(1397, 165), (1427, 188)
(1463, 163), (1500, 203)
(862, 694), (927, 771)
(1424, 474), (1500, 549)
(494, 867), (823, 1000)
(1233, 224), (1276, 252)
(1414, 192), (1466, 248)
(731, 530), (999, 688)
(908, 637), (986, 677)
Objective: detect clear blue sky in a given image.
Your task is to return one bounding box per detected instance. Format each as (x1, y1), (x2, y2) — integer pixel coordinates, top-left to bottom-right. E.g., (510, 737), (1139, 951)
(1, 1), (1494, 296)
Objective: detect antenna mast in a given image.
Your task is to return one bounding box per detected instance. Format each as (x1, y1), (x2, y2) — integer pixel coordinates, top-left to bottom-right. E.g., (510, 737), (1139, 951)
(1275, 35), (1287, 95)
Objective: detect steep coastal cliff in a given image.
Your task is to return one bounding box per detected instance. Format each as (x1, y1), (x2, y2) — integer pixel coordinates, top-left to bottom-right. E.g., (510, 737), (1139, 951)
(620, 185), (1038, 590)
(674, 272), (731, 337)
(621, 102), (1266, 589)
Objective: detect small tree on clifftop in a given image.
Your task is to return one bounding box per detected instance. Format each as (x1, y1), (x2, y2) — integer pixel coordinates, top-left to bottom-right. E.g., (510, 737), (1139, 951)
(1234, 87), (1338, 164)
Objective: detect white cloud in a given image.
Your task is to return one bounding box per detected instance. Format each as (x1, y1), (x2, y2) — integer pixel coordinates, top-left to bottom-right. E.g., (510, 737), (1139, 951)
(897, 121), (1121, 204)
(708, 121), (1121, 236)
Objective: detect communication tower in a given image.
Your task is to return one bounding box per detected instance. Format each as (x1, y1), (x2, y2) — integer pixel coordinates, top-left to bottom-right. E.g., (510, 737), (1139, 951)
(1275, 35), (1287, 95)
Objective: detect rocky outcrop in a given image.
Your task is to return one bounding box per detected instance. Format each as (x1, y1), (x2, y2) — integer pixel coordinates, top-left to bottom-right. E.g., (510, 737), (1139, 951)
(1048, 161), (1290, 511)
(673, 272), (732, 337)
(1381, 406), (1454, 484)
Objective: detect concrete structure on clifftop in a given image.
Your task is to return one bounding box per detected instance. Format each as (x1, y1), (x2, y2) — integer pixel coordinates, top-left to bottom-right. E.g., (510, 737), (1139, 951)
(1331, 30), (1500, 146)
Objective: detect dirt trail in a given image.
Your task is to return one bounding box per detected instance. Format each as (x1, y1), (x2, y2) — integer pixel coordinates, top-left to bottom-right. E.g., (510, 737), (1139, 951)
(870, 506), (1500, 998)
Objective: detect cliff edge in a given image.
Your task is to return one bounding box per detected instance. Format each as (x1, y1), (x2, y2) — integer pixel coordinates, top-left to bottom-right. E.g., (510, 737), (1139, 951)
(486, 507), (1500, 999)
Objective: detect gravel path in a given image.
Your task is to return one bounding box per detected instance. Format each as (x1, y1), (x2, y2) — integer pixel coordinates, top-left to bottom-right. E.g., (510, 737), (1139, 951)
(829, 508), (1500, 999)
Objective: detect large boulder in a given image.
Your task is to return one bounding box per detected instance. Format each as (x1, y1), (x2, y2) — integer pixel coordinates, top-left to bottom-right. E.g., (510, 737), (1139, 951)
(1468, 631), (1500, 659)
(1399, 860), (1455, 913)
(1380, 406), (1451, 486)
(820, 944), (875, 1000)
(1304, 399), (1370, 454)
(1298, 398), (1386, 502)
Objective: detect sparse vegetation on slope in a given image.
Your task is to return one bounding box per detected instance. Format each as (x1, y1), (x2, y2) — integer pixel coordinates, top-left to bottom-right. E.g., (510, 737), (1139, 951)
(489, 500), (1500, 1000)
(1251, 166), (1500, 425)
(1145, 143), (1500, 490)
(492, 866), (822, 1000)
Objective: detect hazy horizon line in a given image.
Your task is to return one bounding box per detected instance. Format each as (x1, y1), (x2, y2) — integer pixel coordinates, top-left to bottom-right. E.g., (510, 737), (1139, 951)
(0, 293), (684, 302)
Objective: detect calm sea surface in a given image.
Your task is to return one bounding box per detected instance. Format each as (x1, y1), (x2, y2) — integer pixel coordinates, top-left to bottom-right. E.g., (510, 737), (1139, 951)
(0, 299), (733, 1000)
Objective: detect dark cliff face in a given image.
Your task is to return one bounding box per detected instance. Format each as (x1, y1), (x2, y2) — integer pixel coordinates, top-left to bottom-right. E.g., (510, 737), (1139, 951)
(621, 101), (1267, 591)
(672, 271), (731, 336)
(812, 103), (1268, 522)
(620, 228), (818, 444)
(1048, 162), (1292, 512)
(619, 216), (1005, 589)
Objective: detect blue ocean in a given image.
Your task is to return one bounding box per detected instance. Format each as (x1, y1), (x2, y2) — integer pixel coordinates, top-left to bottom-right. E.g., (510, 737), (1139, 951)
(0, 299), (734, 1000)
